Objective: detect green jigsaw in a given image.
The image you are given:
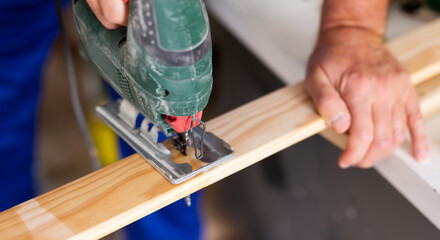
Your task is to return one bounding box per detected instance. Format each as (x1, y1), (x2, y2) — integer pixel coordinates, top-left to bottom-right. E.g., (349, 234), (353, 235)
(73, 0), (234, 184)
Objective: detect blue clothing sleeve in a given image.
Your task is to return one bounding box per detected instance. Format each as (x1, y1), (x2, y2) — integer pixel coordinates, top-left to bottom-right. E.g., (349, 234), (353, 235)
(0, 0), (59, 211)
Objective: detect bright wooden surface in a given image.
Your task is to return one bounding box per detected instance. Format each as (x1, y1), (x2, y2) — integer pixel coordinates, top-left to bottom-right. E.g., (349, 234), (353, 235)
(417, 75), (440, 118)
(2, 19), (440, 240)
(388, 22), (440, 85)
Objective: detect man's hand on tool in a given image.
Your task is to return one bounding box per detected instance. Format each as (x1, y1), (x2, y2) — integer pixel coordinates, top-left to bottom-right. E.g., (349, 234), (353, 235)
(306, 0), (430, 169)
(86, 0), (128, 29)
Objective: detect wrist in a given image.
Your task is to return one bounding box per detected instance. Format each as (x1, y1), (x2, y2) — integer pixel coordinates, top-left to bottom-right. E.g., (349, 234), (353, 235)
(319, 0), (388, 41)
(320, 21), (386, 39)
(317, 27), (384, 47)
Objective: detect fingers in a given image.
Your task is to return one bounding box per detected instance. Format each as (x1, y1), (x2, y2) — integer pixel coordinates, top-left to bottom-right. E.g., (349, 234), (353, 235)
(338, 99), (374, 168)
(87, 0), (129, 29)
(99, 0), (129, 27)
(344, 87), (429, 169)
(306, 67), (351, 133)
(406, 89), (430, 163)
(391, 102), (407, 146)
(356, 103), (393, 168)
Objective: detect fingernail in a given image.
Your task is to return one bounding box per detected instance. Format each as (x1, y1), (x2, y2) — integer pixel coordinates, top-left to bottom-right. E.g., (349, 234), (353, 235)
(331, 112), (349, 132)
(339, 162), (350, 169)
(417, 150), (430, 164)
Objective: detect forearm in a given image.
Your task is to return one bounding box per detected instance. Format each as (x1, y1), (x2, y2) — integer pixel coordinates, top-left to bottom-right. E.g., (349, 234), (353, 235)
(320, 0), (389, 38)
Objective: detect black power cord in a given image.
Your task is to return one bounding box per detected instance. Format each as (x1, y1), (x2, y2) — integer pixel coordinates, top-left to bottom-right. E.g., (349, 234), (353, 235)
(54, 0), (101, 170)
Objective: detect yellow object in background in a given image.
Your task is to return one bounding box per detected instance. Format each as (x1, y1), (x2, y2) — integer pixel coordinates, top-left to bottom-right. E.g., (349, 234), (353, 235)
(89, 116), (119, 166)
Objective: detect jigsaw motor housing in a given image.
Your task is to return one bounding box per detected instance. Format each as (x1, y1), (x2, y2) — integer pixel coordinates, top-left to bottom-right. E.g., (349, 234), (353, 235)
(73, 0), (213, 136)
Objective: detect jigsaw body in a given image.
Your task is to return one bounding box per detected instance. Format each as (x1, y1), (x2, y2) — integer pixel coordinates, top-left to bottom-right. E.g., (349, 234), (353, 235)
(73, 0), (234, 184)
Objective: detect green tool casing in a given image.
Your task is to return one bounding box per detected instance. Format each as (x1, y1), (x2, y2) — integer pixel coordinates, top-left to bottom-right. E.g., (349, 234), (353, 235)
(73, 0), (213, 136)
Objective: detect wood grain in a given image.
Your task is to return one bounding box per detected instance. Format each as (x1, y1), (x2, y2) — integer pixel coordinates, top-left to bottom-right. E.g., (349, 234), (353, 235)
(387, 20), (440, 85)
(2, 19), (440, 240)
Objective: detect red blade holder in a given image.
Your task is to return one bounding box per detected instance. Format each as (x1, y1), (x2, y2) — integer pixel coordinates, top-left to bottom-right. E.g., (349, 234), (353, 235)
(165, 111), (203, 133)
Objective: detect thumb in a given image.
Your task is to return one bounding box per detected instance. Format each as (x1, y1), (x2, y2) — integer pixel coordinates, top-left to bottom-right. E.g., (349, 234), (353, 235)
(306, 67), (351, 133)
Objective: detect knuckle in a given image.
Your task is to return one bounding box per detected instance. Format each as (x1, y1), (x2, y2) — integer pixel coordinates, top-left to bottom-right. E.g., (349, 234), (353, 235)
(343, 88), (365, 103)
(409, 113), (424, 127)
(347, 71), (365, 83)
(394, 128), (407, 143)
(352, 129), (374, 143)
(352, 81), (369, 93)
(394, 129), (406, 144)
(398, 71), (411, 82)
(377, 77), (390, 93)
(316, 95), (337, 110)
(375, 135), (393, 149)
(391, 67), (411, 81)
(343, 73), (371, 100)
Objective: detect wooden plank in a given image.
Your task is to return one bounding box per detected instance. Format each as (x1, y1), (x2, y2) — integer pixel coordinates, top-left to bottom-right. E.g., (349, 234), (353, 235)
(2, 19), (440, 240)
(417, 75), (440, 119)
(387, 22), (440, 85)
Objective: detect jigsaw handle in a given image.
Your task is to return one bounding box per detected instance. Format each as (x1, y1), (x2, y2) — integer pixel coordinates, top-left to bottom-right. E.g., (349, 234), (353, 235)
(74, 0), (213, 135)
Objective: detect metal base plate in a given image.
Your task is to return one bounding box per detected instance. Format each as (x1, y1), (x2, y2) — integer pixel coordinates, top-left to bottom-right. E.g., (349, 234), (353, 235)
(95, 100), (235, 184)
